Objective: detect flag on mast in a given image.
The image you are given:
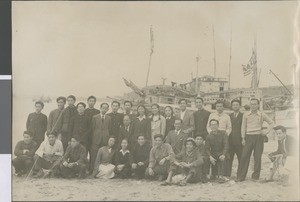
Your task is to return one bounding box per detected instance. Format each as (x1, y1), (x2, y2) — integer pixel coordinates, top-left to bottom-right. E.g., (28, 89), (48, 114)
(242, 48), (257, 76)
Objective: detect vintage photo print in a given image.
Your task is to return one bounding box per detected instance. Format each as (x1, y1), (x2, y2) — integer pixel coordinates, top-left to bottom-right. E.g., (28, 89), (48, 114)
(12, 1), (299, 201)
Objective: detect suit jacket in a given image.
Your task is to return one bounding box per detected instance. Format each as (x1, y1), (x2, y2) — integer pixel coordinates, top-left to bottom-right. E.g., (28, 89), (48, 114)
(175, 110), (195, 135)
(107, 112), (124, 138)
(165, 116), (175, 137)
(92, 114), (111, 146)
(132, 117), (151, 143)
(165, 130), (189, 155)
(229, 112), (243, 145)
(193, 109), (211, 139)
(119, 124), (135, 148)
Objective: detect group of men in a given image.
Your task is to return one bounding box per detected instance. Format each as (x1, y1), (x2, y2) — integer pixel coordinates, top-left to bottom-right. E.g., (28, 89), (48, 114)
(12, 95), (296, 185)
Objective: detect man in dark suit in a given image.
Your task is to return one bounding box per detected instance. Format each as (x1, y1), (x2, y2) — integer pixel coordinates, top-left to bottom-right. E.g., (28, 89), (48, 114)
(225, 99), (243, 177)
(119, 115), (135, 150)
(107, 101), (124, 142)
(193, 97), (211, 139)
(26, 101), (47, 147)
(90, 103), (111, 173)
(165, 119), (189, 155)
(61, 95), (77, 151)
(175, 99), (194, 137)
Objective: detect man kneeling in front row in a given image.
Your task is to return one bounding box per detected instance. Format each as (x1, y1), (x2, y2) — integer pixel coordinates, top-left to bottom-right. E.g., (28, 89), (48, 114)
(59, 136), (88, 179)
(32, 131), (64, 178)
(162, 138), (203, 186)
(145, 134), (174, 181)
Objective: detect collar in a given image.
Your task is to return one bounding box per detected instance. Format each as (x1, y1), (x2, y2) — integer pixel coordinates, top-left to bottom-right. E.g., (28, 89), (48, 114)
(120, 149), (130, 155)
(125, 111), (133, 115)
(165, 116), (172, 120)
(88, 107), (94, 110)
(138, 115), (146, 120)
(181, 109), (187, 114)
(175, 129), (181, 134)
(217, 111), (224, 116)
(250, 110), (261, 115)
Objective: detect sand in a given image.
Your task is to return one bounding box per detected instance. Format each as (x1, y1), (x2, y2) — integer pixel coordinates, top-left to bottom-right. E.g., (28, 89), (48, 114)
(12, 140), (300, 201)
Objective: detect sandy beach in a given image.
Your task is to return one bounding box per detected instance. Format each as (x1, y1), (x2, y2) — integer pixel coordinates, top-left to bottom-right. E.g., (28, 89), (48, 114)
(12, 140), (299, 201)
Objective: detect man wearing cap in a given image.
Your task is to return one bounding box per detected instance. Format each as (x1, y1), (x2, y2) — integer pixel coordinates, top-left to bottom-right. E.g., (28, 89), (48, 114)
(162, 138), (203, 186)
(47, 96), (66, 138)
(26, 101), (48, 147)
(32, 131), (64, 178)
(69, 102), (91, 150)
(61, 95), (77, 151)
(59, 136), (87, 179)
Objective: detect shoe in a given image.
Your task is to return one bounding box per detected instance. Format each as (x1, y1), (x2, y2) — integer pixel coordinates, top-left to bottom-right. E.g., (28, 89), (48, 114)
(160, 181), (172, 186)
(235, 178), (245, 182)
(178, 181), (187, 186)
(201, 177), (209, 183)
(217, 178), (226, 184)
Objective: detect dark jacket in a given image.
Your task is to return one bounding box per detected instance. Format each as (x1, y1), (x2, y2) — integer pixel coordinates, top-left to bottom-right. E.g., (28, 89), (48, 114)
(26, 112), (47, 145)
(229, 112), (243, 145)
(61, 106), (77, 136)
(107, 112), (124, 138)
(205, 130), (229, 158)
(132, 117), (151, 143)
(62, 143), (87, 165)
(85, 108), (100, 119)
(114, 150), (133, 167)
(69, 113), (92, 145)
(14, 140), (38, 158)
(119, 124), (135, 148)
(193, 109), (211, 139)
(132, 143), (151, 166)
(165, 116), (175, 137)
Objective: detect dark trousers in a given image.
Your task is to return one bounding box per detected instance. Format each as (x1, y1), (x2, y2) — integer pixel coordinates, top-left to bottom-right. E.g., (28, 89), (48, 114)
(211, 157), (226, 177)
(12, 157), (34, 174)
(33, 156), (62, 175)
(132, 165), (147, 179)
(145, 162), (170, 179)
(114, 166), (132, 179)
(202, 156), (210, 175)
(59, 163), (87, 179)
(90, 144), (101, 173)
(238, 135), (264, 180)
(225, 142), (243, 177)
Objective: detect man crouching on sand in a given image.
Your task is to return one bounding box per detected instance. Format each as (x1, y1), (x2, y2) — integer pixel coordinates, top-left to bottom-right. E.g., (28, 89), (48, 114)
(32, 131), (64, 178)
(59, 136), (88, 179)
(162, 138), (203, 186)
(90, 137), (116, 179)
(145, 134), (174, 181)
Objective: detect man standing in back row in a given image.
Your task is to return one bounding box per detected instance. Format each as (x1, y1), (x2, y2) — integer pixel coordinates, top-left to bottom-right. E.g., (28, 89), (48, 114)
(236, 98), (274, 182)
(90, 103), (111, 173)
(61, 95), (77, 151)
(225, 99), (243, 177)
(47, 96), (66, 137)
(193, 97), (210, 139)
(26, 101), (48, 147)
(175, 99), (194, 137)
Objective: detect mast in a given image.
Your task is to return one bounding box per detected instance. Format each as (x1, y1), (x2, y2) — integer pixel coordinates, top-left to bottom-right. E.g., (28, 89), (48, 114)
(196, 54), (199, 95)
(228, 26), (232, 89)
(145, 25), (154, 87)
(251, 35), (258, 89)
(212, 25), (217, 77)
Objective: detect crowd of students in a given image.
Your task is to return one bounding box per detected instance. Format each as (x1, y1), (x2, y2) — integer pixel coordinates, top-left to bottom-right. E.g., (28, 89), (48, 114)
(13, 95), (296, 186)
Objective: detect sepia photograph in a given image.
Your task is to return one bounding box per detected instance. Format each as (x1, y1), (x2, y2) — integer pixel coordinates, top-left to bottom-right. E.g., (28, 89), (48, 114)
(11, 1), (299, 201)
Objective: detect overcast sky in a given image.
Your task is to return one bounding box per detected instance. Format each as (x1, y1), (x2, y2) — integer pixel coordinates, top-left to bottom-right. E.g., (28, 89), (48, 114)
(12, 1), (298, 98)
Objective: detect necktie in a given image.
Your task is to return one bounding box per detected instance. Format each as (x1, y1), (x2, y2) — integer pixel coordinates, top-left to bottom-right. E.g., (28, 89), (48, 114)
(101, 115), (104, 123)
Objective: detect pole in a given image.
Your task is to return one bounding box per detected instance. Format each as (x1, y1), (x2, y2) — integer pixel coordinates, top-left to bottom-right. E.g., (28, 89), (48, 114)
(269, 69), (293, 96)
(228, 26), (232, 89)
(196, 54), (199, 95)
(212, 25), (217, 77)
(145, 25), (154, 87)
